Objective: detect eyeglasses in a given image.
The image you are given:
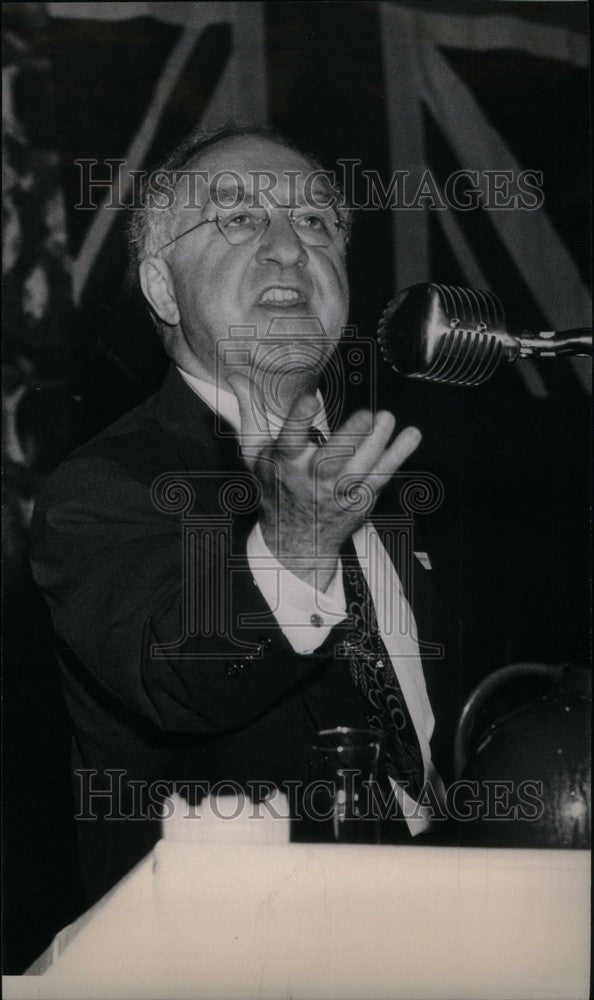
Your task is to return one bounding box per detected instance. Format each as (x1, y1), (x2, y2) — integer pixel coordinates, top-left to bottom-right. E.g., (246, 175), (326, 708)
(156, 205), (347, 254)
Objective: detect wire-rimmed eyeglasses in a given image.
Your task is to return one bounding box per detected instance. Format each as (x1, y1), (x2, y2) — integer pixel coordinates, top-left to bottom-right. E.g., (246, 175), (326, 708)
(155, 204), (347, 255)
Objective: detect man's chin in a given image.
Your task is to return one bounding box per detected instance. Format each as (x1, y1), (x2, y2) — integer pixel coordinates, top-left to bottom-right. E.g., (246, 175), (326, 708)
(255, 312), (331, 341)
(253, 340), (330, 376)
(217, 310), (342, 382)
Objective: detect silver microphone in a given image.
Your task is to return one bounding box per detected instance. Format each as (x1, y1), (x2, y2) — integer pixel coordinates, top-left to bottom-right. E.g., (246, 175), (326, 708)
(377, 282), (592, 387)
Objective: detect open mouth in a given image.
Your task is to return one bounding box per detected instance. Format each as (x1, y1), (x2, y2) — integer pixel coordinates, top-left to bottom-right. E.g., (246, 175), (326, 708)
(258, 287), (307, 307)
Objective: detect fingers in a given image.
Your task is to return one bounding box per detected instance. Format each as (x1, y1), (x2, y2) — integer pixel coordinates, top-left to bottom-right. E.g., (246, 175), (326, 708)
(226, 371), (262, 437)
(327, 409), (374, 452)
(324, 409), (396, 476)
(361, 425), (422, 493)
(276, 393), (320, 455)
(226, 372), (273, 466)
(226, 373), (319, 464)
(340, 410), (396, 478)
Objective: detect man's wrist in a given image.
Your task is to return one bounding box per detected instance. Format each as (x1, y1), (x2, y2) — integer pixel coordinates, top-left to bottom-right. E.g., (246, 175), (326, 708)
(259, 517), (340, 592)
(247, 522), (347, 653)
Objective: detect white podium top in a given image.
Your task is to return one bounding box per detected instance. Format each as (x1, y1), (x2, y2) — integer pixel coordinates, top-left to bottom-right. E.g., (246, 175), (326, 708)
(4, 840), (590, 1000)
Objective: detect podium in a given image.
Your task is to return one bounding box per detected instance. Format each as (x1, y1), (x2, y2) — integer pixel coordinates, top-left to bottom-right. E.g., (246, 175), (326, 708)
(5, 830), (590, 1000)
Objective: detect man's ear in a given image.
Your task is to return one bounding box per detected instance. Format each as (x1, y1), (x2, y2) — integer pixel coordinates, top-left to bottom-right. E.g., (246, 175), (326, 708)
(138, 256), (180, 326)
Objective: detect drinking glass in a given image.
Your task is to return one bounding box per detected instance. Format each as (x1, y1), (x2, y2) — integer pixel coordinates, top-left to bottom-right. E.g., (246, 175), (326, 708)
(307, 727), (385, 844)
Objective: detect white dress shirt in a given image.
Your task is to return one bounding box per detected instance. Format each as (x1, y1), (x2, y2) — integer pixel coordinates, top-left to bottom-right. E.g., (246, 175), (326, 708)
(177, 367), (445, 831)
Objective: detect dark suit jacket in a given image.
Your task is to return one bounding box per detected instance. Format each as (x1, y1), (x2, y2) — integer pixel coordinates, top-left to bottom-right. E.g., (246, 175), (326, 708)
(31, 365), (458, 903)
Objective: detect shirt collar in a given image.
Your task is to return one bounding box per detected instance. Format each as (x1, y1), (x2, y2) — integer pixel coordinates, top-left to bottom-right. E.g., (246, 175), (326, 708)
(176, 367), (329, 441)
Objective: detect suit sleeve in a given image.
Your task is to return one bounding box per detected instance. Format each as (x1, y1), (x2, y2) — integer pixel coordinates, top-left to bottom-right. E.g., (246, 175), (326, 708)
(30, 453), (325, 736)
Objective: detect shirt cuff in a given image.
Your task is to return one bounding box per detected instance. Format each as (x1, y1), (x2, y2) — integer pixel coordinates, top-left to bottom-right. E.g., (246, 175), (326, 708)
(246, 522), (347, 654)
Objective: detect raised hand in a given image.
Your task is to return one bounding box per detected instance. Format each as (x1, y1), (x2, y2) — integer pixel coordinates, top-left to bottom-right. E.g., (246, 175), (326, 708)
(227, 373), (421, 591)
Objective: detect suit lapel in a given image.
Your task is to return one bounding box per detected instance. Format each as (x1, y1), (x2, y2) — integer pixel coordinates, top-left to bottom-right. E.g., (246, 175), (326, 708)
(154, 365), (241, 475)
(152, 367), (260, 532)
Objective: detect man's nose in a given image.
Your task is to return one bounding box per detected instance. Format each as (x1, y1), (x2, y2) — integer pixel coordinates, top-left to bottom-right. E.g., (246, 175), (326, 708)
(255, 213), (307, 268)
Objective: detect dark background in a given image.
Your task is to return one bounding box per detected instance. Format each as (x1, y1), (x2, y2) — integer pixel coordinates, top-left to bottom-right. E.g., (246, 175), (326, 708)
(3, 0), (590, 972)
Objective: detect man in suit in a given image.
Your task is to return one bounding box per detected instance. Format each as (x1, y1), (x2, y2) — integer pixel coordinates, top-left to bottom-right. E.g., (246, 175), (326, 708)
(31, 125), (457, 905)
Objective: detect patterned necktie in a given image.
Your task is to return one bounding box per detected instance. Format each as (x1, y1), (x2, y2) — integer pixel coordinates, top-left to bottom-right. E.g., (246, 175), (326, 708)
(339, 540), (426, 802)
(307, 424), (425, 799)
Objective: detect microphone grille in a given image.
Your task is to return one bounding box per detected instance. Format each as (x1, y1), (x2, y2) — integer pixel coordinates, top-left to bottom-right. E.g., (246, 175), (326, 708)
(378, 282), (508, 386)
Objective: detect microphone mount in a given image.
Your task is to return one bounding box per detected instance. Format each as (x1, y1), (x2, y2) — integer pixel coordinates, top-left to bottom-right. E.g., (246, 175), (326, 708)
(515, 330), (592, 358)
